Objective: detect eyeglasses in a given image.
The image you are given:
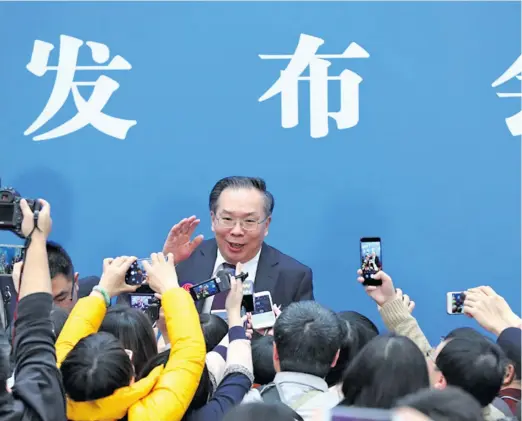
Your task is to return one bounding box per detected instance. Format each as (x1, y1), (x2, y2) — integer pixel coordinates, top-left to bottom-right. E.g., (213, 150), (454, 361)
(215, 215), (268, 231)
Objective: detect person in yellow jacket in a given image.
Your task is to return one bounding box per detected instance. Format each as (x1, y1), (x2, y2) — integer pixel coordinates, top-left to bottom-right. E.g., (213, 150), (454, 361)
(55, 252), (206, 421)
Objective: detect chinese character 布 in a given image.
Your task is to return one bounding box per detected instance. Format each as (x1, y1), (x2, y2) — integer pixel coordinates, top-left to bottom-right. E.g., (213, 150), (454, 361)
(259, 33), (369, 139)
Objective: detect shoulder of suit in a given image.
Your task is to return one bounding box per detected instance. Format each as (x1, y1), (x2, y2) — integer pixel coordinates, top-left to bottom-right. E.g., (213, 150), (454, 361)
(263, 243), (312, 273)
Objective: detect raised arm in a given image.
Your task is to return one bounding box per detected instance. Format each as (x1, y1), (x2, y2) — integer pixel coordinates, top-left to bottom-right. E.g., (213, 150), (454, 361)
(10, 199), (67, 421)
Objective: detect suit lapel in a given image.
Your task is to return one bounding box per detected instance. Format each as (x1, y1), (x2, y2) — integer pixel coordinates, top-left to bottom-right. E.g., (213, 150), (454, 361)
(254, 243), (279, 294)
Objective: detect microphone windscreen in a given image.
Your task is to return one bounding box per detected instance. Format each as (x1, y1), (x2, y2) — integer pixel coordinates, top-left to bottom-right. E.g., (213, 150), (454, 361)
(242, 279), (254, 295)
(215, 269), (231, 283)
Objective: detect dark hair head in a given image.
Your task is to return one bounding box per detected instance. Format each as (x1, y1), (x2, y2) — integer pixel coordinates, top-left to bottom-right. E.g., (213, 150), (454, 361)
(0, 331), (10, 394)
(100, 305), (157, 376)
(199, 313), (228, 353)
(50, 304), (69, 339)
(395, 386), (483, 421)
(444, 327), (488, 342)
(251, 335), (276, 385)
(326, 311), (379, 386)
(209, 176), (274, 218)
(223, 402), (297, 421)
(274, 301), (342, 378)
(436, 336), (505, 407)
(341, 334), (430, 409)
(139, 350), (212, 417)
(61, 332), (133, 401)
(497, 327), (521, 380)
(46, 241), (74, 282)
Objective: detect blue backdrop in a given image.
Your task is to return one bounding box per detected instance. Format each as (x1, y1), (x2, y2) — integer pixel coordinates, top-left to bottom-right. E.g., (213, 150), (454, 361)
(0, 1), (520, 343)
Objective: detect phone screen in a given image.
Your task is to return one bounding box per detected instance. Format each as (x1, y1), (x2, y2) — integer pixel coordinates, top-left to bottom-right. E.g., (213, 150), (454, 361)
(0, 244), (25, 276)
(190, 279), (220, 300)
(125, 258), (151, 285)
(450, 292), (466, 314)
(360, 238), (382, 283)
(254, 294), (272, 314)
(129, 293), (160, 322)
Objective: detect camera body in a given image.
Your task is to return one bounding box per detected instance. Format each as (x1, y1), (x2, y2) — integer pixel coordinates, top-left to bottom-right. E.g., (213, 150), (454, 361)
(128, 285), (161, 323)
(0, 188), (38, 238)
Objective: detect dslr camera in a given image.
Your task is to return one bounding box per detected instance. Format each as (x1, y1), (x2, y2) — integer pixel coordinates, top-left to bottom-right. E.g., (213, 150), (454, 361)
(0, 188), (38, 238)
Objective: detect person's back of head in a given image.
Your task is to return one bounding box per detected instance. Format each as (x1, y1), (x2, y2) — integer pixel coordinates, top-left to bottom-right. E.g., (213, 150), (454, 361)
(199, 313), (228, 352)
(326, 311), (379, 386)
(60, 332), (133, 401)
(435, 335), (505, 407)
(341, 334), (430, 409)
(100, 305), (157, 376)
(251, 335), (276, 385)
(223, 402), (297, 421)
(497, 327), (521, 389)
(444, 326), (488, 342)
(273, 301), (342, 379)
(395, 386), (484, 421)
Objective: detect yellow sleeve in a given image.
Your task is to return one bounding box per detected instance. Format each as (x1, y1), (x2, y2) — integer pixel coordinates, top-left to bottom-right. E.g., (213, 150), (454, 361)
(128, 288), (206, 421)
(56, 295), (107, 367)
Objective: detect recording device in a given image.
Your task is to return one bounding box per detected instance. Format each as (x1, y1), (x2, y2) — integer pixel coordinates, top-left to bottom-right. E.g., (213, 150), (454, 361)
(125, 258), (151, 285)
(360, 237), (383, 286)
(0, 187), (39, 238)
(0, 244), (25, 276)
(251, 291), (276, 329)
(128, 285), (160, 322)
(326, 406), (393, 421)
(189, 270), (232, 301)
(446, 291), (466, 315)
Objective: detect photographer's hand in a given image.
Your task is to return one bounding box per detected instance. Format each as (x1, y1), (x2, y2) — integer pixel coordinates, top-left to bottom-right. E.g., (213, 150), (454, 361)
(96, 256), (139, 298)
(225, 263), (244, 327)
(18, 199), (53, 299)
(142, 252), (179, 294)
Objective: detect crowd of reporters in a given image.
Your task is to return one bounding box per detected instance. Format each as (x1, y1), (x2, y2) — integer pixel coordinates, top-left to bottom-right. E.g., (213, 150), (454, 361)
(0, 198), (520, 421)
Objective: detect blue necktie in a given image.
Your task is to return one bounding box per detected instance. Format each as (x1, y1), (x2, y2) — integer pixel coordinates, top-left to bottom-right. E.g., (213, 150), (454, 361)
(211, 263), (236, 310)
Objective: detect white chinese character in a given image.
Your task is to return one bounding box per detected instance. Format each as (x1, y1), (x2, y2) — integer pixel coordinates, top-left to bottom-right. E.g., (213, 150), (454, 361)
(24, 35), (136, 141)
(492, 54), (522, 137)
(259, 34), (369, 139)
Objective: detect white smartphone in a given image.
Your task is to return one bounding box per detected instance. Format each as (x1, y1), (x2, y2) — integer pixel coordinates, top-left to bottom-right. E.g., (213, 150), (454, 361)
(211, 309), (228, 323)
(251, 291), (276, 330)
(446, 291), (466, 315)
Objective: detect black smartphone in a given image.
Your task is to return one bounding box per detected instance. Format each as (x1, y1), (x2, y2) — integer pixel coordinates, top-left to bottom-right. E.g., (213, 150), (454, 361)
(360, 237), (382, 286)
(125, 258), (151, 285)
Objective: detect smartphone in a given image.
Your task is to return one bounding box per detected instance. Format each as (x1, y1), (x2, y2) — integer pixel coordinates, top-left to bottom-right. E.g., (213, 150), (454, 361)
(251, 291), (276, 330)
(327, 406), (393, 421)
(129, 293), (160, 322)
(360, 237), (382, 286)
(0, 244), (25, 276)
(447, 291), (466, 315)
(190, 278), (221, 301)
(125, 258), (151, 285)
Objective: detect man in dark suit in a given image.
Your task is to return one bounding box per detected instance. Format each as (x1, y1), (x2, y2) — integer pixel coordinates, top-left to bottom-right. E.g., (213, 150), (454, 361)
(163, 176), (314, 313)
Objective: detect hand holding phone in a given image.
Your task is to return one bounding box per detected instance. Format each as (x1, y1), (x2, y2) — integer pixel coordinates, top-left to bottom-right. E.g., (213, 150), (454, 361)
(360, 237), (382, 286)
(251, 291), (276, 330)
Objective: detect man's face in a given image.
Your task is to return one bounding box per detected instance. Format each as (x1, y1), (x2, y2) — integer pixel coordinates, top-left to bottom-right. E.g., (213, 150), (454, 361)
(211, 187), (271, 265)
(51, 273), (78, 311)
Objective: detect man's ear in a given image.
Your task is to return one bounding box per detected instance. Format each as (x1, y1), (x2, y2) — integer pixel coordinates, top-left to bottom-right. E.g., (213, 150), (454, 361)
(74, 272), (79, 291)
(433, 372), (447, 390)
(504, 363), (516, 386)
(210, 212), (216, 233)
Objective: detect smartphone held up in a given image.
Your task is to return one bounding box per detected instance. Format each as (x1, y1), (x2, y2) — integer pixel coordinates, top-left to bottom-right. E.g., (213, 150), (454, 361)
(446, 291), (466, 315)
(360, 237), (382, 286)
